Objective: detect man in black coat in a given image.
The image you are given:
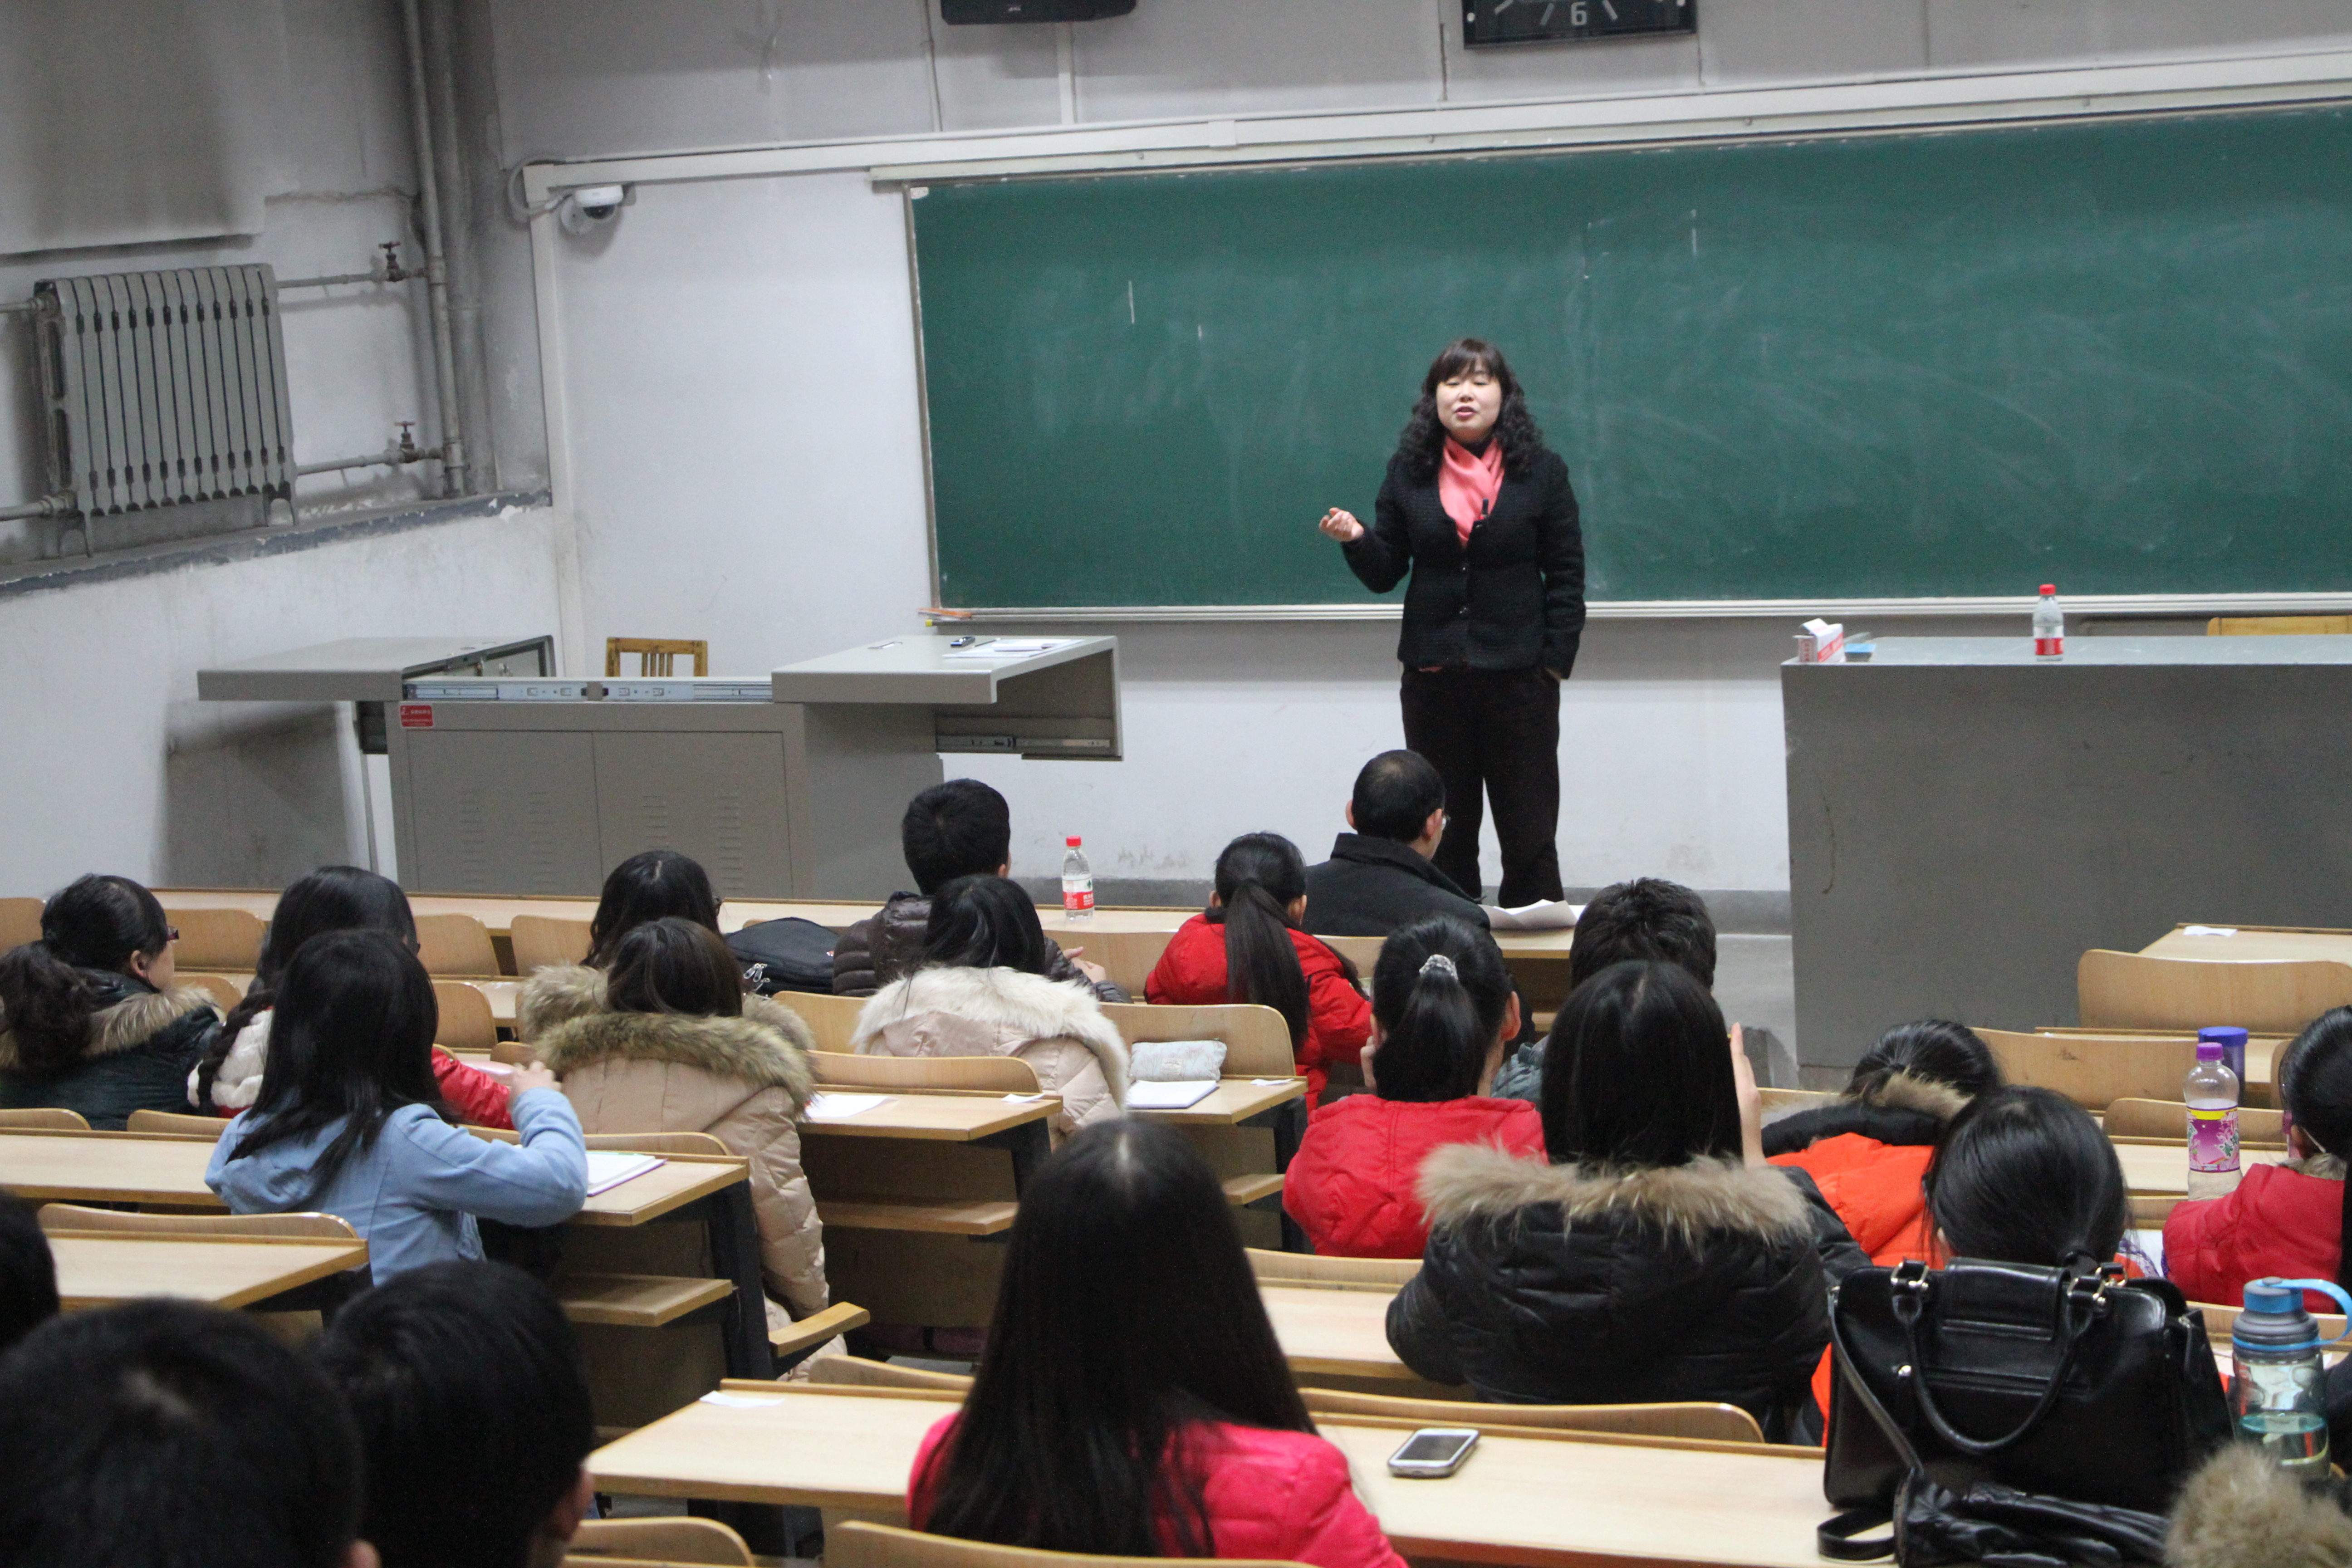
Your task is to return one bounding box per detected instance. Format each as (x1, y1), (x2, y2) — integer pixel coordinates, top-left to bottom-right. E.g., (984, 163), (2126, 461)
(1303, 751), (1490, 938)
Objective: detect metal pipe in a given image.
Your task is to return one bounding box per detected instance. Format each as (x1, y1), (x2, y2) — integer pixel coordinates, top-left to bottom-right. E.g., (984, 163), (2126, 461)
(0, 494), (68, 522)
(0, 299), (38, 316)
(422, 0), (487, 496)
(295, 445), (442, 477)
(400, 0), (467, 499)
(277, 269), (387, 291)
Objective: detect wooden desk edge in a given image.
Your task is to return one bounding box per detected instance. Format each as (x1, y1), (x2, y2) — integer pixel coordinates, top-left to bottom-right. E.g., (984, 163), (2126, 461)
(569, 1158), (749, 1227)
(54, 1237), (369, 1312)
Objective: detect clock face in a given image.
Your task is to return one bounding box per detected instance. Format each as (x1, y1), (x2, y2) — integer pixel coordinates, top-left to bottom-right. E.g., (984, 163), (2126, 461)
(1462, 0), (1694, 46)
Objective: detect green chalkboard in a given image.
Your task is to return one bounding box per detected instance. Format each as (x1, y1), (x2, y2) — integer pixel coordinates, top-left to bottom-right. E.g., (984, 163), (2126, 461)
(913, 108), (2352, 609)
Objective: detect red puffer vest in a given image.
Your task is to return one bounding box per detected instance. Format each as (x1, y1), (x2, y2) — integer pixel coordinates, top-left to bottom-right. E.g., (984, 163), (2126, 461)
(2166, 1161), (2345, 1310)
(1284, 1094), (1545, 1259)
(1145, 915), (1369, 1107)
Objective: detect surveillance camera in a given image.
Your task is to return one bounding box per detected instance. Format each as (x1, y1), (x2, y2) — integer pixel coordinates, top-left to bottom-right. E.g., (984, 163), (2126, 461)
(558, 183), (630, 235)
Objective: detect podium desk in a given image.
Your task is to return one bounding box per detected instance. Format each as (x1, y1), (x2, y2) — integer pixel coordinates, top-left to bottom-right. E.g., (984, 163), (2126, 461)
(197, 636), (1120, 901)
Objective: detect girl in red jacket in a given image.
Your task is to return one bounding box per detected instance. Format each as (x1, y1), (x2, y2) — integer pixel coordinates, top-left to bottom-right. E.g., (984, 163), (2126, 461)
(2167, 1008), (2352, 1309)
(1766, 1020), (2002, 1266)
(1146, 834), (1369, 1107)
(1284, 916), (1543, 1257)
(911, 1119), (1405, 1568)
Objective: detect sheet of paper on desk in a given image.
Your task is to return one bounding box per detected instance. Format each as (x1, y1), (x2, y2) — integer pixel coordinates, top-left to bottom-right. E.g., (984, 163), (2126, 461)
(804, 1093), (889, 1120)
(699, 1391), (786, 1409)
(943, 638), (1077, 658)
(2181, 926), (2238, 937)
(1127, 1080), (1217, 1111)
(1002, 1092), (1049, 1103)
(1482, 900), (1583, 931)
(584, 1152), (666, 1196)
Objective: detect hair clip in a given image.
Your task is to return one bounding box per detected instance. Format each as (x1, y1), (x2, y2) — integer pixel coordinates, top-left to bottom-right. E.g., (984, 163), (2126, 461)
(1418, 953), (1458, 980)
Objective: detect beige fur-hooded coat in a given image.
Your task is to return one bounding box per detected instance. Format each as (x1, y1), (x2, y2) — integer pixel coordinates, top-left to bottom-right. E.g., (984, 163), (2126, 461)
(524, 966), (827, 1322)
(849, 965), (1128, 1140)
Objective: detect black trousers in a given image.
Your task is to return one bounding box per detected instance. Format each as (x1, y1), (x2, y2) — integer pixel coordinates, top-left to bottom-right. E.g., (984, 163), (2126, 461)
(1399, 665), (1564, 908)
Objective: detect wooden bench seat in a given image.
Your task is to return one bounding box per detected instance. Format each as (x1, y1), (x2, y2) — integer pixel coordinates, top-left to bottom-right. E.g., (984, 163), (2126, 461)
(819, 1198), (1021, 1236)
(557, 1273), (734, 1329)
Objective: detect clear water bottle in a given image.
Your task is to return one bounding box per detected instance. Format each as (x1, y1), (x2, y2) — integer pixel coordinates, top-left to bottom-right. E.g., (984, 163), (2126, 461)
(2232, 1276), (2352, 1483)
(2185, 1038), (2242, 1200)
(2033, 583), (2065, 660)
(1060, 836), (1094, 922)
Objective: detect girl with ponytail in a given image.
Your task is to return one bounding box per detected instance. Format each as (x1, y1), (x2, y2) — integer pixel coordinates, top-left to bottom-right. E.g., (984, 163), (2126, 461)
(0, 874), (220, 1129)
(1922, 1087), (2131, 1270)
(1281, 916), (1542, 1258)
(1146, 834), (1369, 1107)
(2167, 1007), (2352, 1309)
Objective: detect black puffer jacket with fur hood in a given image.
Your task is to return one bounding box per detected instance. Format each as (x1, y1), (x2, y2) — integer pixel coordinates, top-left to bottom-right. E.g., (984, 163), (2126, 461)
(1387, 1146), (1831, 1440)
(0, 970), (219, 1130)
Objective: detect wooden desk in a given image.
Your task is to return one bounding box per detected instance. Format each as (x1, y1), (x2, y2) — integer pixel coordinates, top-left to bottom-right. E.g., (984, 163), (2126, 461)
(2112, 1137), (2287, 1198)
(152, 889), (603, 936)
(1262, 1282), (1417, 1384)
(49, 1233), (369, 1311)
(1134, 1078), (1305, 1127)
(588, 1385), (1828, 1568)
(2143, 925), (2352, 965)
(803, 1092), (1057, 1145)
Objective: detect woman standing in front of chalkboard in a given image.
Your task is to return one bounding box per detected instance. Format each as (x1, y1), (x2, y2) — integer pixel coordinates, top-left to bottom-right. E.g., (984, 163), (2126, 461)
(1318, 339), (1585, 907)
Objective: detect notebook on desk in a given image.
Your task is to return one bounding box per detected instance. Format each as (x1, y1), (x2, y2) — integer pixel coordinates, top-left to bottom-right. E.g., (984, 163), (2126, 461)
(1127, 1080), (1217, 1111)
(584, 1152), (666, 1196)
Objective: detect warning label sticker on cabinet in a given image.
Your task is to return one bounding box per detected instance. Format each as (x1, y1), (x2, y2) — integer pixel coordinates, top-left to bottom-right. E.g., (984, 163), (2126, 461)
(398, 704), (434, 729)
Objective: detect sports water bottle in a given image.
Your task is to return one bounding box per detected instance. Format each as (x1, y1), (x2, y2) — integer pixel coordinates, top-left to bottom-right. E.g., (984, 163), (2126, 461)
(2232, 1277), (2352, 1483)
(2185, 1038), (2242, 1200)
(2033, 584), (2065, 659)
(2200, 1025), (2249, 1089)
(1060, 836), (1094, 922)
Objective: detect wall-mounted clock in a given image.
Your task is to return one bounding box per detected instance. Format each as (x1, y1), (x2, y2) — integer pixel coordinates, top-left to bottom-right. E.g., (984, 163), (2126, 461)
(1462, 0), (1694, 47)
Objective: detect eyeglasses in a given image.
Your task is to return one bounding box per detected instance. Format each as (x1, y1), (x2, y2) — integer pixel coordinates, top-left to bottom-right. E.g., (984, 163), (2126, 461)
(165, 926), (181, 942)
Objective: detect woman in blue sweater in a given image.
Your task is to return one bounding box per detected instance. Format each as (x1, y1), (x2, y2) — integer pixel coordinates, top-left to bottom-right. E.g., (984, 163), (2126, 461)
(209, 929), (586, 1277)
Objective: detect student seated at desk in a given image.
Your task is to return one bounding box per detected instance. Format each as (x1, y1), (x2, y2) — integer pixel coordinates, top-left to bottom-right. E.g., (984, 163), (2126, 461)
(1388, 960), (1852, 1441)
(535, 916), (829, 1328)
(0, 1299), (371, 1568)
(911, 1120), (1405, 1568)
(1489, 877), (1715, 1103)
(1767, 1020), (2003, 1265)
(517, 849), (725, 1039)
(192, 866), (511, 1128)
(210, 931), (587, 1279)
(831, 779), (1124, 1002)
(2167, 1006), (2352, 1310)
(853, 875), (1127, 1141)
(0, 873), (221, 1129)
(0, 1190), (58, 1357)
(1283, 916), (1542, 1258)
(1925, 1086), (2132, 1271)
(1303, 750), (1488, 936)
(1147, 833), (1370, 1108)
(318, 1262), (596, 1568)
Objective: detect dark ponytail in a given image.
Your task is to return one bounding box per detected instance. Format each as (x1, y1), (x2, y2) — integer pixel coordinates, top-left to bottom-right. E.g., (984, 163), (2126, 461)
(1369, 916), (1511, 1102)
(1206, 834), (1337, 1052)
(0, 875), (170, 1076)
(1923, 1086), (2127, 1270)
(1847, 1019), (2003, 1105)
(2275, 1007), (2352, 1292)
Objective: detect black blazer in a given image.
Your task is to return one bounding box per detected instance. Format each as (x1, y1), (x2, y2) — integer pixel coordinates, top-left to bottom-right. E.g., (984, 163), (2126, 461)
(1343, 446), (1586, 675)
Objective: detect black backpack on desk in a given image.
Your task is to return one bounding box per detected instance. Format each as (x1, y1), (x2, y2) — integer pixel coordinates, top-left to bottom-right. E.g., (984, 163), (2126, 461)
(726, 917), (837, 996)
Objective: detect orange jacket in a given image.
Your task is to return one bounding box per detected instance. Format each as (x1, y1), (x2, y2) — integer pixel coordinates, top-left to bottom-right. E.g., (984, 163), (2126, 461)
(1771, 1135), (1937, 1268)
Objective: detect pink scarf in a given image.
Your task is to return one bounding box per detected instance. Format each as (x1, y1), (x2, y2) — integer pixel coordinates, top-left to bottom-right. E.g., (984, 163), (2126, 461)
(1437, 437), (1504, 546)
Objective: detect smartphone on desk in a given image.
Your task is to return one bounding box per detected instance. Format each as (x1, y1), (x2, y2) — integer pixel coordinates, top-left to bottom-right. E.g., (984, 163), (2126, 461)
(1387, 1427), (1479, 1478)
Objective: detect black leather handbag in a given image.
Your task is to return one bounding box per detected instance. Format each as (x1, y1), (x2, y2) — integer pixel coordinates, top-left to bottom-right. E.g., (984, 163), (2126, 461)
(1824, 1259), (2230, 1518)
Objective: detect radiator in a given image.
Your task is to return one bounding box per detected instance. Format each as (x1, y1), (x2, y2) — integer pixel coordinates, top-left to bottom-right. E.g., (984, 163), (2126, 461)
(33, 264), (295, 523)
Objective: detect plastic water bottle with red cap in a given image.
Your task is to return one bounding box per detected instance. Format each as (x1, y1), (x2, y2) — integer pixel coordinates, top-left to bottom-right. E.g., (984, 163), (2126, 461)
(1060, 836), (1094, 923)
(2185, 1036), (2241, 1200)
(2033, 584), (2064, 660)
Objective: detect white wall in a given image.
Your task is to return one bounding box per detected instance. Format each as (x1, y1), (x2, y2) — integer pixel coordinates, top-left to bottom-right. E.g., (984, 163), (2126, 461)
(511, 0), (2352, 903)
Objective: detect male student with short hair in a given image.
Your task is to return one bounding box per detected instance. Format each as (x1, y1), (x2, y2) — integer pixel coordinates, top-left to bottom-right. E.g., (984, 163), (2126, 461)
(0, 1299), (374, 1568)
(832, 778), (1124, 1000)
(1303, 750), (1490, 937)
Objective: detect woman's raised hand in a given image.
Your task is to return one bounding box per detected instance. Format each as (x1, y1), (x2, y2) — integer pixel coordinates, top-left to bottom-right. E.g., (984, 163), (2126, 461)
(1318, 507), (1365, 543)
(1730, 1024), (1765, 1169)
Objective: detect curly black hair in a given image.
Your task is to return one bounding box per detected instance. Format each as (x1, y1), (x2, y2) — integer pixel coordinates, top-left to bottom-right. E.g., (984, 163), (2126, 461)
(1392, 338), (1548, 482)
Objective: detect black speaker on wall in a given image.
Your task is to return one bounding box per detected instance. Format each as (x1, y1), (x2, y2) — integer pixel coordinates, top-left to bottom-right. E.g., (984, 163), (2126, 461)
(941, 0), (1136, 21)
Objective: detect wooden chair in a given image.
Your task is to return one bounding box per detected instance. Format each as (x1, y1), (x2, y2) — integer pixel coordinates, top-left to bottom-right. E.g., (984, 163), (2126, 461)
(1316, 933), (1384, 978)
(2106, 1097), (2286, 1146)
(2078, 949), (2352, 1038)
(432, 981), (499, 1053)
(810, 1051), (1042, 1094)
(829, 1521), (1309, 1568)
(2208, 615), (2352, 636)
(1298, 1386), (1768, 1445)
(1978, 1028), (2209, 1110)
(773, 1300), (873, 1357)
(1084, 929), (1179, 998)
(791, 991), (867, 1054)
(0, 896), (42, 951)
(1099, 1002), (1296, 1079)
(164, 906), (266, 971)
(37, 1203), (358, 1242)
(416, 913), (501, 977)
(512, 915), (593, 974)
(606, 638), (709, 677)
(1247, 1247), (1418, 1289)
(804, 1354), (975, 1393)
(127, 1109), (227, 1137)
(0, 1107), (88, 1131)
(567, 1517), (752, 1565)
(1760, 1087), (1838, 1115)
(182, 972), (246, 1012)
